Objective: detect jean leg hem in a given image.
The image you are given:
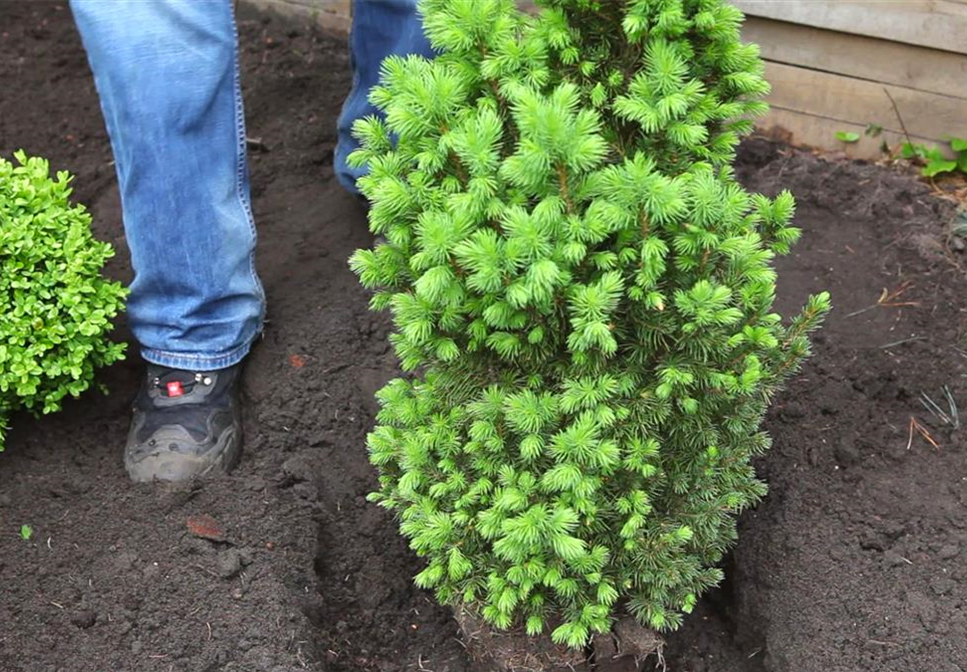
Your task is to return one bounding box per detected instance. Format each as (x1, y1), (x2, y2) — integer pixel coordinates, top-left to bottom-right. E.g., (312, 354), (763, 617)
(140, 339), (255, 371)
(335, 167), (361, 195)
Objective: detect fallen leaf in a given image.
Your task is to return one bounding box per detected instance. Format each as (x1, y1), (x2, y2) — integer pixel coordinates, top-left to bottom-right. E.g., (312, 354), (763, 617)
(187, 514), (225, 542)
(289, 354), (306, 369)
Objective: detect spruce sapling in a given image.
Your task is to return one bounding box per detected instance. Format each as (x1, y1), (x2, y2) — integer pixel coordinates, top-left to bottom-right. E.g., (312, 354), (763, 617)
(349, 0), (830, 650)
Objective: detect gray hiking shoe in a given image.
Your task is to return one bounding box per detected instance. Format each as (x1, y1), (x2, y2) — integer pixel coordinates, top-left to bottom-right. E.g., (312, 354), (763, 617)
(125, 363), (243, 482)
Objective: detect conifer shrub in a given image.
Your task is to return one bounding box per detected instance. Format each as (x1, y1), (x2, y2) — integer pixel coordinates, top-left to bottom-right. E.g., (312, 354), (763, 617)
(349, 0), (829, 649)
(0, 152), (127, 451)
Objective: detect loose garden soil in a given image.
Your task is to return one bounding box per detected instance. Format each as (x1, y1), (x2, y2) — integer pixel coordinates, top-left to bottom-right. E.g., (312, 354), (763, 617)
(3, 3), (967, 671)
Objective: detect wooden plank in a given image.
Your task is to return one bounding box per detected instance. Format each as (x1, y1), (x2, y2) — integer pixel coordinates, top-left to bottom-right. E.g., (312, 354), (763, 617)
(744, 17), (967, 98)
(246, 0), (351, 33)
(735, 0), (967, 55)
(763, 61), (967, 146)
(755, 107), (938, 160)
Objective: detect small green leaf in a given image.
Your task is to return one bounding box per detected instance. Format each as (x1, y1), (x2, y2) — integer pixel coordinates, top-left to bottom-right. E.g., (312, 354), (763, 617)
(20, 524), (33, 541)
(835, 131), (860, 144)
(901, 142), (927, 160)
(950, 137), (967, 152)
(923, 159), (958, 178)
(864, 123), (883, 138)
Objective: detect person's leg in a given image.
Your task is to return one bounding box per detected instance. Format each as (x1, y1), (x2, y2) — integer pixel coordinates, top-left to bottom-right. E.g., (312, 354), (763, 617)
(71, 0), (261, 481)
(334, 0), (435, 193)
(71, 0), (264, 370)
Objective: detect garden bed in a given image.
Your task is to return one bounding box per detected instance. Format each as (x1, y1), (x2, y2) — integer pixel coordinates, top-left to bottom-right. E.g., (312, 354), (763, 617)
(2, 3), (967, 671)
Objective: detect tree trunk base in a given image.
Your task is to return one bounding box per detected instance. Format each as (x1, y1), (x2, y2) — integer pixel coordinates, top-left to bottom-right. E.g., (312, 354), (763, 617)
(454, 606), (663, 672)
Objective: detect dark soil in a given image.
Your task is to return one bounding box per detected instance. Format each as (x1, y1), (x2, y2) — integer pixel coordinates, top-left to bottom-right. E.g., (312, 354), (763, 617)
(2, 3), (967, 672)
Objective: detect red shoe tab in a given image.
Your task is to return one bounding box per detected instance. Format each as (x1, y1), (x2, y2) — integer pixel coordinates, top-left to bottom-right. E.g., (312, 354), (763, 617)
(166, 381), (185, 398)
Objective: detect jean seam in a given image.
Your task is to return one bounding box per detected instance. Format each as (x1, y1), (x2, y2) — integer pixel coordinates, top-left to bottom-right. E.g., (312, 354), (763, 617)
(334, 5), (363, 193)
(229, 4), (266, 332)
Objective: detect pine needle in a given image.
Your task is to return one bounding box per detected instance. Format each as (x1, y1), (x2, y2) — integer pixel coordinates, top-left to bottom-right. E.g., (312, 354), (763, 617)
(918, 386), (959, 429)
(846, 281), (920, 318)
(907, 416), (940, 450)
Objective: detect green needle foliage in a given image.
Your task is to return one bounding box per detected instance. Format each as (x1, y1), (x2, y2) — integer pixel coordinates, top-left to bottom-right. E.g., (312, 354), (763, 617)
(350, 0), (829, 649)
(0, 152), (127, 450)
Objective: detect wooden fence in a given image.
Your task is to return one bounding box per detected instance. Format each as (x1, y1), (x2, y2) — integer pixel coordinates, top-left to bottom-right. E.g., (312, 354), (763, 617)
(247, 0), (967, 158)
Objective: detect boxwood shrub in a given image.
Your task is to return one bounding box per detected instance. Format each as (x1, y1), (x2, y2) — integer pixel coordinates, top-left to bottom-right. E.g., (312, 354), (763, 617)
(0, 152), (126, 450)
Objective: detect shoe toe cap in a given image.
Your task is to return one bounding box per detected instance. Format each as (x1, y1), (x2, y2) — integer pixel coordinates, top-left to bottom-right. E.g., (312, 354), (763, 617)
(125, 424), (239, 482)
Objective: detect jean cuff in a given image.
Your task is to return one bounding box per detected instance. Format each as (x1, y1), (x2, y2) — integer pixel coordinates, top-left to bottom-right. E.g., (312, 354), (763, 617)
(140, 338), (255, 371)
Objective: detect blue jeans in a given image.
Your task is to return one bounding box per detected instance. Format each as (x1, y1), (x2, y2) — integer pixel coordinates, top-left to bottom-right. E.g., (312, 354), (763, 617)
(70, 0), (432, 370)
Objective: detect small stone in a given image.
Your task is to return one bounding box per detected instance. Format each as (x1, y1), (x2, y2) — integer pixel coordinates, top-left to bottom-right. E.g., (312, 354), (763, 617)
(931, 577), (956, 596)
(948, 513), (967, 530)
(114, 551), (138, 572)
(842, 470), (862, 484)
(130, 640), (143, 655)
(592, 632), (618, 660)
(71, 610), (96, 629)
(121, 594), (142, 611)
(879, 520), (906, 541)
(280, 455), (314, 483)
(939, 544), (960, 560)
(952, 237), (966, 252)
(218, 549), (244, 579)
(242, 647), (275, 668)
(905, 589), (937, 626)
(244, 476), (267, 492)
(231, 587), (244, 600)
(834, 440), (860, 466)
(613, 617), (663, 657)
(181, 537), (216, 557)
(779, 402), (806, 422)
(292, 482), (318, 501)
(859, 530), (886, 552)
(807, 447), (820, 467)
